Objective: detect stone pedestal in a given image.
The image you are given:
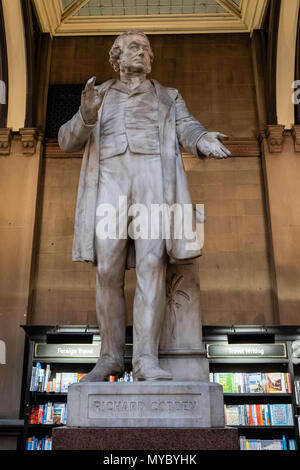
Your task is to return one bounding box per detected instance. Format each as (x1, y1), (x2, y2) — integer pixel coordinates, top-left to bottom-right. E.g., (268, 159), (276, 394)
(52, 426), (239, 450)
(67, 381), (225, 428)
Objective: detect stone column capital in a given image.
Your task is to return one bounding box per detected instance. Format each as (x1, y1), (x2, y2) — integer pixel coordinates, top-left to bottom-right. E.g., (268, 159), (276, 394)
(19, 128), (39, 155)
(292, 125), (300, 152)
(0, 128), (12, 156)
(265, 124), (285, 153)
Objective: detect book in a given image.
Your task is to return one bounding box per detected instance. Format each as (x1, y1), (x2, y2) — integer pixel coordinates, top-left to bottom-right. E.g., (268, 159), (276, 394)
(46, 402), (53, 424)
(55, 372), (62, 392)
(60, 372), (76, 392)
(248, 373), (264, 393)
(38, 404), (44, 424)
(269, 404), (293, 426)
(256, 404), (263, 426)
(26, 438), (33, 450)
(218, 373), (235, 393)
(44, 364), (51, 392)
(266, 373), (286, 393)
(53, 403), (66, 425)
(239, 436), (247, 450)
(251, 404), (257, 425)
(30, 366), (37, 391)
(224, 405), (240, 425)
(295, 382), (298, 404)
(281, 435), (287, 450)
(234, 373), (244, 393)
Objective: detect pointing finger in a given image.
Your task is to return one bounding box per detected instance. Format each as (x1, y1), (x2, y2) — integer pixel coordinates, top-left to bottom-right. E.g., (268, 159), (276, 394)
(84, 76), (96, 91)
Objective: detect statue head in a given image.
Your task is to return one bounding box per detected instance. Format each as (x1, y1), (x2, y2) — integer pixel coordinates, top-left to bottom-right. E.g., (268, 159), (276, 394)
(109, 30), (154, 75)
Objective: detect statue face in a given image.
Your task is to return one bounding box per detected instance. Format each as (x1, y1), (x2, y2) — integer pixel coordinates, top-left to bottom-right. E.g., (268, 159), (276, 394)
(118, 34), (152, 74)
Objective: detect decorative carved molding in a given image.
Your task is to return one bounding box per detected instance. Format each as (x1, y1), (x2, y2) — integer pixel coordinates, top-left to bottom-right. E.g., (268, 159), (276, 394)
(19, 128), (38, 155)
(265, 124), (285, 153)
(0, 128), (12, 155)
(44, 138), (261, 159)
(292, 125), (300, 152)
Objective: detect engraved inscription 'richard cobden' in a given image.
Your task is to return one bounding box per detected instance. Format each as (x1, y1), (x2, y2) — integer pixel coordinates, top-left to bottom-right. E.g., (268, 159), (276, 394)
(88, 395), (202, 419)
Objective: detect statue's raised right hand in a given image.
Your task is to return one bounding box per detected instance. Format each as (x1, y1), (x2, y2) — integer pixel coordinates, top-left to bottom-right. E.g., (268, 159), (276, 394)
(80, 76), (103, 125)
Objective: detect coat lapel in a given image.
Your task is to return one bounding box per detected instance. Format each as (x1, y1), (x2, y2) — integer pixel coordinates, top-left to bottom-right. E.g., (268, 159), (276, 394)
(151, 79), (173, 131)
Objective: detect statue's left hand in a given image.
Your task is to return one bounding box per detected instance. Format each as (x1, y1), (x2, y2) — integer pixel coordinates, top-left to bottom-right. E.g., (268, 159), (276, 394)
(197, 132), (231, 158)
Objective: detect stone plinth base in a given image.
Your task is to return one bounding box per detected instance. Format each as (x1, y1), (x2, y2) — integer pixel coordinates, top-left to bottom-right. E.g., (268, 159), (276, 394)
(52, 426), (239, 450)
(67, 381), (225, 428)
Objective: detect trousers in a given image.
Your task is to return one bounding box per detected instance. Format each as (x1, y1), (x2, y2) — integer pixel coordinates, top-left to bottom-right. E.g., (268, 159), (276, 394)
(95, 148), (167, 370)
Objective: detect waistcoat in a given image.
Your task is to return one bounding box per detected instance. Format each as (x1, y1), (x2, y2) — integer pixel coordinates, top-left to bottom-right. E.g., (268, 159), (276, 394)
(99, 79), (160, 159)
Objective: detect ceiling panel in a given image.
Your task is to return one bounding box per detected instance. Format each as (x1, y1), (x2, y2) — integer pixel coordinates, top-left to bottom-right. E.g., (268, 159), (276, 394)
(62, 0), (75, 9)
(75, 0), (227, 16)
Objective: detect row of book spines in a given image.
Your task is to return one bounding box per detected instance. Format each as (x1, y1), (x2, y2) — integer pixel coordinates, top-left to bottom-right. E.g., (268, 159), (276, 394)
(209, 372), (292, 394)
(225, 404), (294, 426)
(26, 436), (52, 451)
(29, 403), (67, 425)
(239, 436), (297, 450)
(30, 366), (86, 392)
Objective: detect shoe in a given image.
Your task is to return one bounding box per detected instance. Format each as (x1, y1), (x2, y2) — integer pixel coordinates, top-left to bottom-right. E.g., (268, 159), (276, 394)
(133, 357), (172, 381)
(80, 357), (124, 383)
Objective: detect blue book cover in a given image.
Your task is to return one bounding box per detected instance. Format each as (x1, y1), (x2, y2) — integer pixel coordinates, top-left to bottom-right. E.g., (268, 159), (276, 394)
(42, 403), (47, 425)
(26, 438), (33, 450)
(33, 436), (38, 451)
(247, 373), (263, 393)
(281, 435), (287, 450)
(34, 362), (41, 391)
(270, 404), (289, 426)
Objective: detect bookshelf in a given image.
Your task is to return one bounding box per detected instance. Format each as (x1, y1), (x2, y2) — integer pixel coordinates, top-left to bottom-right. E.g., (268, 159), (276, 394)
(203, 325), (300, 450)
(19, 325), (300, 450)
(19, 325), (133, 450)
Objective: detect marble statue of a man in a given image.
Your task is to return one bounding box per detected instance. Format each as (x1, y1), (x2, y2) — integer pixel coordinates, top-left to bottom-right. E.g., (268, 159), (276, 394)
(58, 30), (230, 382)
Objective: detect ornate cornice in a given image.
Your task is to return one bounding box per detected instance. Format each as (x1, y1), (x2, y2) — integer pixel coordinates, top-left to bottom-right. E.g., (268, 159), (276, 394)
(0, 128), (12, 156)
